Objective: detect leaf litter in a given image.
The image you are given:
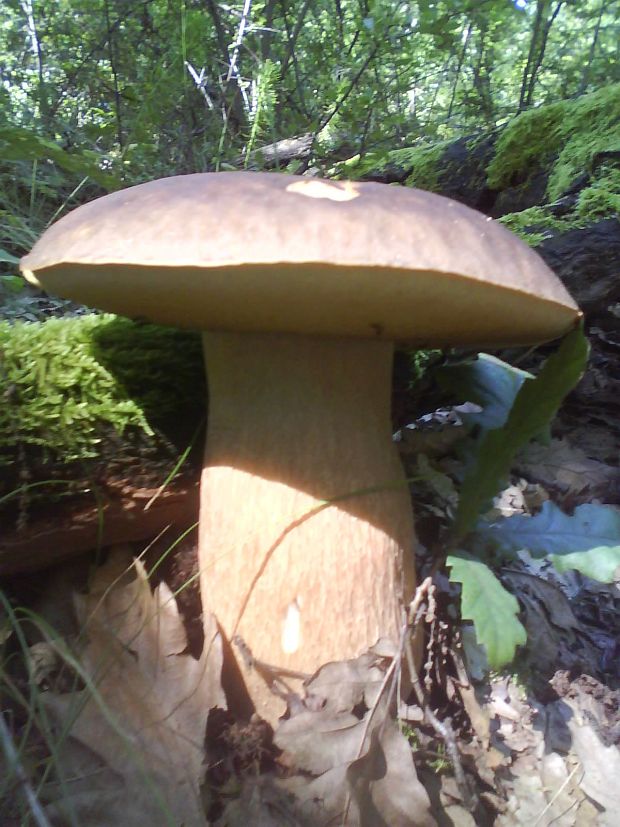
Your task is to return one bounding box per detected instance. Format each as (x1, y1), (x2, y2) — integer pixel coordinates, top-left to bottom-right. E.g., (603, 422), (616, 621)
(206, 638), (436, 827)
(2, 333), (620, 826)
(37, 546), (224, 826)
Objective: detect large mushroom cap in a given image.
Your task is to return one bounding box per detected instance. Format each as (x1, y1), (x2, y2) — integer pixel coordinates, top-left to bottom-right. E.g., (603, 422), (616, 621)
(21, 172), (580, 346)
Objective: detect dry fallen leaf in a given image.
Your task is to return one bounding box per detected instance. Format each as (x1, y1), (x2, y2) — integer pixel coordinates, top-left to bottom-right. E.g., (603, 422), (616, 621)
(217, 648), (435, 826)
(564, 696), (620, 821)
(302, 651), (386, 714)
(275, 714), (436, 827)
(41, 547), (224, 826)
(516, 438), (620, 504)
(275, 709), (366, 774)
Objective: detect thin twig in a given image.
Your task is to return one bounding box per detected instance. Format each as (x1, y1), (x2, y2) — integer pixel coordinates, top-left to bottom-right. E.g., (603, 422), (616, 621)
(533, 761), (582, 826)
(227, 0), (252, 82)
(317, 43), (380, 132)
(404, 580), (478, 812)
(232, 635), (311, 700)
(185, 61), (215, 110)
(341, 578), (434, 825)
(226, 0), (252, 112)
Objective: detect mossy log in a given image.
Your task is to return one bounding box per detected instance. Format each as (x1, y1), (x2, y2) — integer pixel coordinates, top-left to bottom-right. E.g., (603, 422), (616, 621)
(340, 84), (620, 327)
(343, 83), (620, 239)
(0, 314), (205, 573)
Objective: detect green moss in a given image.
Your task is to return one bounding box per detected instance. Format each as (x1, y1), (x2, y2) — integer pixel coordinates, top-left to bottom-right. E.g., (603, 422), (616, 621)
(402, 142), (452, 191)
(487, 84), (620, 202)
(487, 103), (564, 191)
(335, 149), (403, 180)
(498, 206), (580, 246)
(576, 167), (620, 219)
(492, 87), (620, 242)
(500, 163), (619, 247)
(336, 141), (451, 192)
(0, 314), (204, 468)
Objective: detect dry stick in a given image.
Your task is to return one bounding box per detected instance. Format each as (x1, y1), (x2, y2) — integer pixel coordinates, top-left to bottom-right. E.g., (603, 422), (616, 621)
(404, 604), (478, 812)
(451, 646), (490, 750)
(226, 0), (252, 82)
(204, 0), (247, 150)
(340, 577), (433, 826)
(226, 0), (252, 113)
(185, 61), (215, 111)
(532, 761), (582, 826)
(0, 712), (52, 827)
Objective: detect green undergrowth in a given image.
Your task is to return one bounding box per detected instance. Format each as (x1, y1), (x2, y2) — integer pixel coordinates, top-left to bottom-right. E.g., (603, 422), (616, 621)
(497, 205), (580, 246)
(337, 140), (451, 191)
(498, 163), (620, 245)
(487, 84), (620, 201)
(339, 85), (620, 243)
(0, 314), (205, 478)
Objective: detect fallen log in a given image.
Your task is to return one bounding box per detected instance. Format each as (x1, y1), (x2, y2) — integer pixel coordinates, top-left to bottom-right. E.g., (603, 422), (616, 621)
(0, 475), (199, 575)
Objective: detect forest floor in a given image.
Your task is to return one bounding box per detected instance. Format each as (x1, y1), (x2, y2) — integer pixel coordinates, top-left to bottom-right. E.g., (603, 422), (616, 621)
(403, 324), (620, 826)
(385, 330), (620, 826)
(1, 292), (619, 826)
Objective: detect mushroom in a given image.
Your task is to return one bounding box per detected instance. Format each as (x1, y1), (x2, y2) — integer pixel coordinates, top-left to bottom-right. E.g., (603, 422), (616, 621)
(21, 172), (580, 721)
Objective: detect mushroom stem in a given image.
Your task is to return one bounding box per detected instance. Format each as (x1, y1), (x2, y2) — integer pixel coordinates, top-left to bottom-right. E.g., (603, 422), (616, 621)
(199, 331), (417, 721)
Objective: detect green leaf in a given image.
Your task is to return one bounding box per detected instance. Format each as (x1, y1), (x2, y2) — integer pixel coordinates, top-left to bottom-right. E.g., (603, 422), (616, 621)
(0, 249), (20, 265)
(0, 126), (120, 190)
(453, 326), (589, 540)
(474, 501), (620, 583)
(437, 353), (532, 432)
(0, 275), (26, 294)
(448, 553), (527, 668)
(551, 547), (620, 581)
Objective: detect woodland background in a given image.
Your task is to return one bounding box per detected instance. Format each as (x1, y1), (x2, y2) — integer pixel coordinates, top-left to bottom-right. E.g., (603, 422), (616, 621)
(1, 0), (619, 222)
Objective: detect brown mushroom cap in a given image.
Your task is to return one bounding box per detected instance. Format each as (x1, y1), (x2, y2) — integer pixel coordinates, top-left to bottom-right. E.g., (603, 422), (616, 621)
(21, 172), (579, 346)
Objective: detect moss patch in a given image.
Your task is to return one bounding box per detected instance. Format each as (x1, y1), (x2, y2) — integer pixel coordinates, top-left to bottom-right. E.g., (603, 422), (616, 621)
(493, 87), (620, 243)
(576, 166), (620, 219)
(487, 84), (620, 201)
(498, 206), (583, 246)
(0, 314), (205, 486)
(403, 142), (453, 191)
(337, 141), (452, 191)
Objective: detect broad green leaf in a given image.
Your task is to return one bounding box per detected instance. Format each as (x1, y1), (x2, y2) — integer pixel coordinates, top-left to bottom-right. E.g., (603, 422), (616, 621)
(0, 126), (119, 190)
(0, 249), (20, 264)
(447, 554), (527, 668)
(475, 501), (620, 583)
(1, 275), (25, 294)
(453, 326), (589, 540)
(551, 547), (620, 581)
(436, 353), (532, 432)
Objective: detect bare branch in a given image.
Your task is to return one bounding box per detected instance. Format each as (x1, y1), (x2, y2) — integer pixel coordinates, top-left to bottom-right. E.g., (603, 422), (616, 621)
(185, 61), (215, 111)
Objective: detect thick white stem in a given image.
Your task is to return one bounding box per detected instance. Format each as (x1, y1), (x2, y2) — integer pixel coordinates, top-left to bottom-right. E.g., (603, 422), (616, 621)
(199, 332), (416, 721)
